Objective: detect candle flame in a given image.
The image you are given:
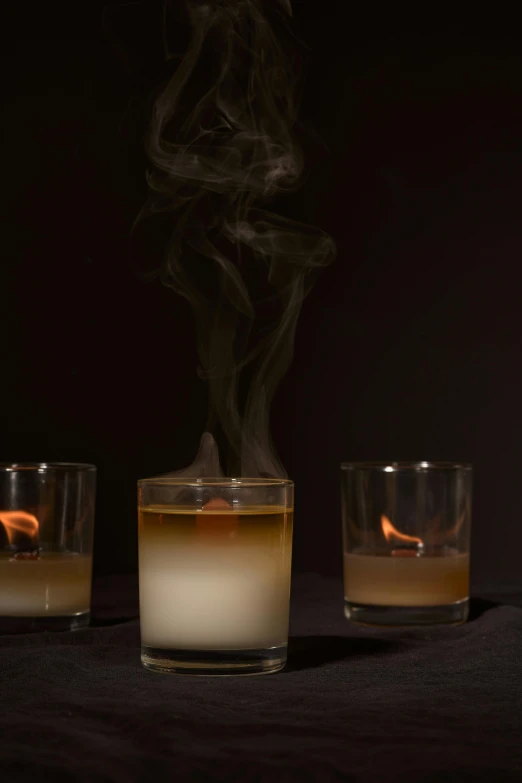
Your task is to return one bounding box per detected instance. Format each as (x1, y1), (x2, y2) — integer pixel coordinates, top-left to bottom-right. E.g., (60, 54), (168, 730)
(381, 515), (423, 547)
(0, 510), (39, 545)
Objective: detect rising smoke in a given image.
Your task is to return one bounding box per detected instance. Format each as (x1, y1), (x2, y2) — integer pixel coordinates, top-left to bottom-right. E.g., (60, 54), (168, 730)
(136, 0), (336, 478)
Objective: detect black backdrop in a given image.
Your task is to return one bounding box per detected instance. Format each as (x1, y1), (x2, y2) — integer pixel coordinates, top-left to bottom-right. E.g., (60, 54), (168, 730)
(3, 3), (522, 587)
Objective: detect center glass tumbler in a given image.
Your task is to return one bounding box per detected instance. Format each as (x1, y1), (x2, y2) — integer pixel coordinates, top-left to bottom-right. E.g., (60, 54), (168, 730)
(138, 477), (294, 675)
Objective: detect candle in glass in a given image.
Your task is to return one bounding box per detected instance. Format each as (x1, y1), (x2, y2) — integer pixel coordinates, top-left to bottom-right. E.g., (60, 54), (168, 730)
(341, 462), (472, 626)
(0, 463), (96, 632)
(138, 477), (293, 675)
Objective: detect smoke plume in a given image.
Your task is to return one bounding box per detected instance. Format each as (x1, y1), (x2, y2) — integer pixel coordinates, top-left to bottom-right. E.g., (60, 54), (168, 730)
(137, 0), (336, 478)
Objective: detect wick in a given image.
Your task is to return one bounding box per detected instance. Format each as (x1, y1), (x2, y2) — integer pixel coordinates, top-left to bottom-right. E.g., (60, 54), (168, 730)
(9, 548), (41, 561)
(391, 544), (424, 558)
(203, 498), (233, 510)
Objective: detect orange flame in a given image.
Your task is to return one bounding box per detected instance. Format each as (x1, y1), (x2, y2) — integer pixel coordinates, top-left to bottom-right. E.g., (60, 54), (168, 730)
(0, 511), (39, 545)
(381, 515), (423, 547)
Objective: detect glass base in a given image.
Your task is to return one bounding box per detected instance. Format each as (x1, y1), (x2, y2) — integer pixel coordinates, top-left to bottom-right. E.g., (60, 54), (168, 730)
(141, 644), (287, 676)
(0, 611), (90, 634)
(344, 598), (469, 626)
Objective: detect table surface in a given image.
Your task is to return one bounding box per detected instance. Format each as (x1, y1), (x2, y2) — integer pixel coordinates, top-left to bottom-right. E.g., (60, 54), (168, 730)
(0, 573), (521, 783)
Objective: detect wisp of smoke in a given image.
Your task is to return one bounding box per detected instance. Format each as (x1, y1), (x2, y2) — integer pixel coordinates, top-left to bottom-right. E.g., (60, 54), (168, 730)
(136, 0), (336, 478)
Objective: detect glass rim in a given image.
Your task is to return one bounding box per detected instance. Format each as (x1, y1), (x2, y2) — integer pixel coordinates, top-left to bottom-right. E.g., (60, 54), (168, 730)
(0, 462), (96, 472)
(137, 476), (294, 488)
(341, 461), (472, 471)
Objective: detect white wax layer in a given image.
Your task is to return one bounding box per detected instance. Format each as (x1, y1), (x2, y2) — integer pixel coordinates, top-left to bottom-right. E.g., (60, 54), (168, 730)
(139, 541), (291, 650)
(0, 553), (92, 616)
(344, 552), (469, 607)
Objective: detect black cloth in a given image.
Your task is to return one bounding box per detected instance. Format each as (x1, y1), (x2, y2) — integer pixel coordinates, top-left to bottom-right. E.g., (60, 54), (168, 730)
(1, 574), (521, 782)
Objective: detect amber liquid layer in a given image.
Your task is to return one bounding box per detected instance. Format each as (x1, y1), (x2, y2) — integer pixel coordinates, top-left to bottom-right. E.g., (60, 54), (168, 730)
(0, 552), (93, 616)
(138, 505), (293, 650)
(344, 552), (469, 607)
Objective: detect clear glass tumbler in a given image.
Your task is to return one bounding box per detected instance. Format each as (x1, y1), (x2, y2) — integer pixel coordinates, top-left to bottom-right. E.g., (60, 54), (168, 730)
(341, 461), (472, 626)
(0, 463), (96, 632)
(138, 477), (294, 675)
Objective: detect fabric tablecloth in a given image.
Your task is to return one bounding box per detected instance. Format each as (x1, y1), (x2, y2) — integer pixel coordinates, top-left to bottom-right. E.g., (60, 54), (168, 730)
(0, 573), (521, 782)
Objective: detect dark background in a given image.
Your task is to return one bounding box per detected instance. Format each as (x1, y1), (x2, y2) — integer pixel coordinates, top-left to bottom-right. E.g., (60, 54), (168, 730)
(3, 3), (522, 587)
